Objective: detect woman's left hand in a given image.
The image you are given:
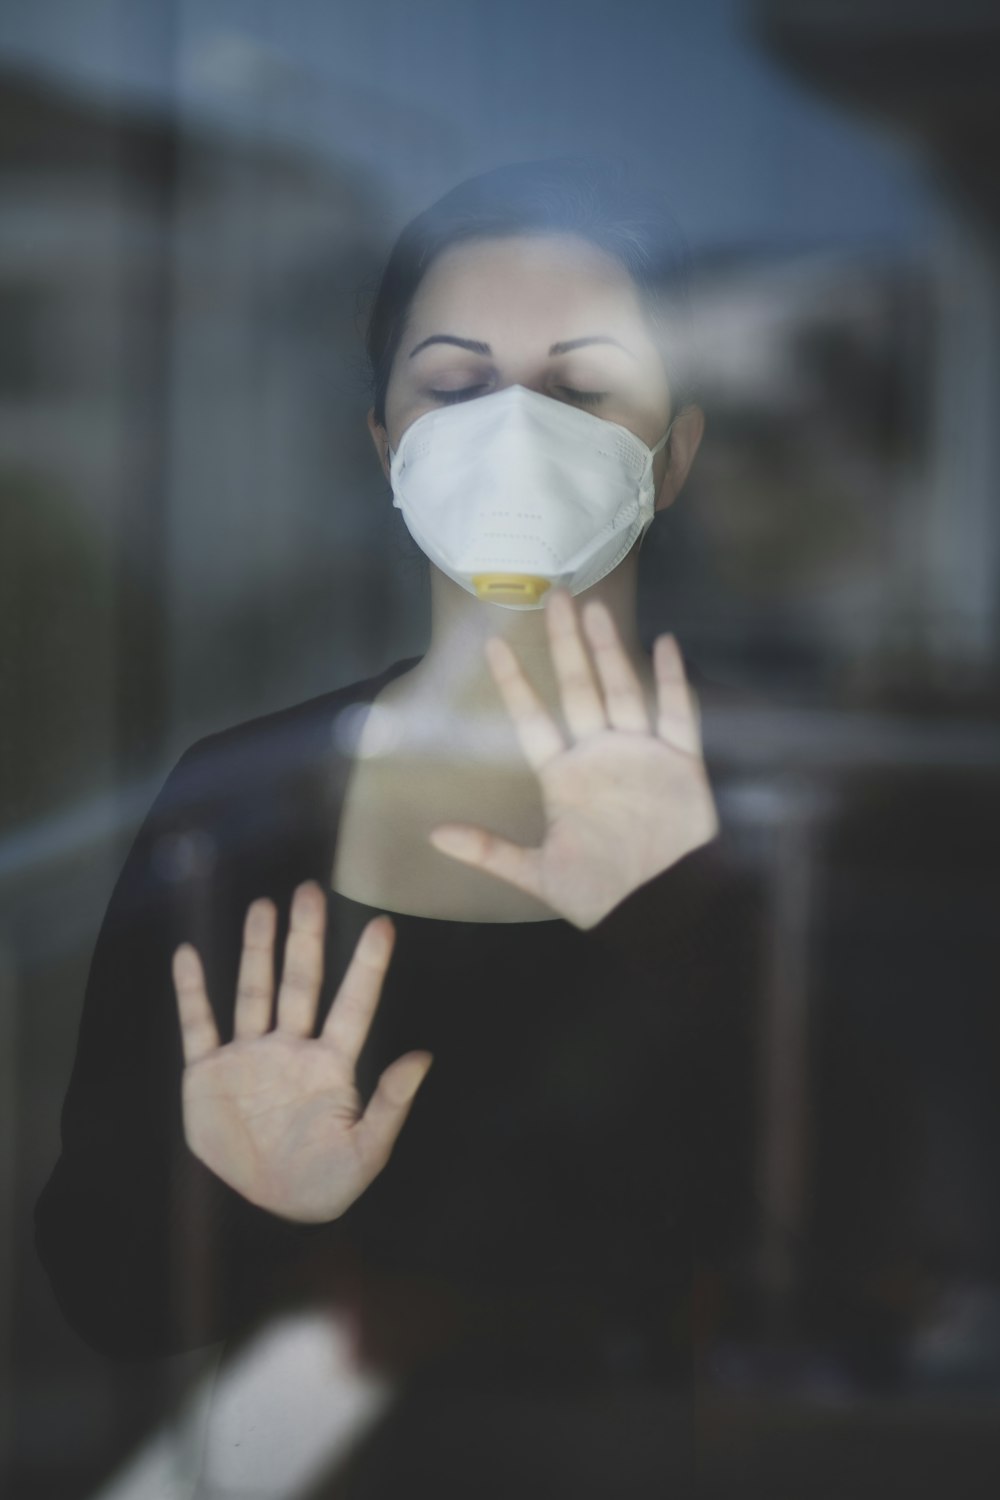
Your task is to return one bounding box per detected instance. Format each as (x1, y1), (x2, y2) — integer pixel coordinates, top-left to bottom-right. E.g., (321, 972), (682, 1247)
(429, 590), (719, 929)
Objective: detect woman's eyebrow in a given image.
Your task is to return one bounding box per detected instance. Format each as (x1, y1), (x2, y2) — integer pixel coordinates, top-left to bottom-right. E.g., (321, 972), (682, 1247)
(408, 335), (491, 359)
(549, 336), (638, 360)
(407, 333), (637, 359)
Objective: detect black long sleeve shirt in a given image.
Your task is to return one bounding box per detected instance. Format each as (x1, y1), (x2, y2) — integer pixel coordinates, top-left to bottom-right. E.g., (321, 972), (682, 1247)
(35, 660), (762, 1382)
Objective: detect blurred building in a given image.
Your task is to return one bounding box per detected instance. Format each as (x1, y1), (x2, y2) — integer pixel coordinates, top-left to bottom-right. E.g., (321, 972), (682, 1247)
(756, 0), (1000, 682)
(649, 245), (935, 700)
(0, 66), (390, 830)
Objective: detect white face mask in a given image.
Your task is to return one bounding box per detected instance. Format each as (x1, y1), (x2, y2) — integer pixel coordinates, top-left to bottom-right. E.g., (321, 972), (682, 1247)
(388, 384), (672, 608)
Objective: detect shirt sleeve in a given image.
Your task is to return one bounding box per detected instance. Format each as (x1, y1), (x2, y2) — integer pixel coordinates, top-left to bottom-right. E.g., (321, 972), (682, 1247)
(34, 740), (341, 1360)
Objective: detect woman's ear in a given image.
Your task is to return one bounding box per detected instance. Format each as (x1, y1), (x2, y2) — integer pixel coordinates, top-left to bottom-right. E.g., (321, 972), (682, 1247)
(367, 408), (391, 483)
(653, 405), (704, 513)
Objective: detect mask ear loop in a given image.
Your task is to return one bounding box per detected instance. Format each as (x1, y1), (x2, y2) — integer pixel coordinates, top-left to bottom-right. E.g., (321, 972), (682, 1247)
(649, 416), (676, 462)
(636, 416), (677, 556)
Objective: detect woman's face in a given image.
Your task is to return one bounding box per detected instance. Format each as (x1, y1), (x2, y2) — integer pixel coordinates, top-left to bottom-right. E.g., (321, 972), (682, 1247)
(377, 233), (677, 487)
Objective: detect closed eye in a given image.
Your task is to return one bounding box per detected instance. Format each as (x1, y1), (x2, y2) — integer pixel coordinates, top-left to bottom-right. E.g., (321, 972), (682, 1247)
(428, 385), (608, 408)
(428, 386), (490, 404)
(557, 388), (607, 407)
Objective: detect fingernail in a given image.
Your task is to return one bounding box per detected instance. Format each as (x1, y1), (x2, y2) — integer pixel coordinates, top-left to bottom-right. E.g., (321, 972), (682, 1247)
(398, 1055), (433, 1103)
(248, 900), (274, 937)
(173, 944), (197, 979)
(364, 915), (394, 954)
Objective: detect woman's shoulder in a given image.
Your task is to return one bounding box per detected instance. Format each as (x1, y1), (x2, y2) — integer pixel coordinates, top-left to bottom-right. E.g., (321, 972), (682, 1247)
(123, 661), (421, 885)
(165, 658), (420, 807)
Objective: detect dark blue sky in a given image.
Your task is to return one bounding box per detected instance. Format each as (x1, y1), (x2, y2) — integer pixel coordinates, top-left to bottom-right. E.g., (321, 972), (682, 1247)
(0, 0), (933, 251)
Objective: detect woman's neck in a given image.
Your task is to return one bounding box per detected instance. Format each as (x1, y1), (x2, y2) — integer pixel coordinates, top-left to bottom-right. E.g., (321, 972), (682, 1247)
(377, 561), (653, 761)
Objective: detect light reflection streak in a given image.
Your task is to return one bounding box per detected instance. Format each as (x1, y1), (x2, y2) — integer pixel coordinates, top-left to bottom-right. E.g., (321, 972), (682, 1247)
(88, 1311), (393, 1500)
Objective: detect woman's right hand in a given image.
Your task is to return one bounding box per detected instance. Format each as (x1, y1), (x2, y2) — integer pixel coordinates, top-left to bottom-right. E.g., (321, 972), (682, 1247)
(171, 881), (432, 1224)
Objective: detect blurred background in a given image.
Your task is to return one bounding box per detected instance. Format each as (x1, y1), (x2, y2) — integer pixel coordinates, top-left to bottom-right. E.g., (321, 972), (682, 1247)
(2, 0), (999, 1495)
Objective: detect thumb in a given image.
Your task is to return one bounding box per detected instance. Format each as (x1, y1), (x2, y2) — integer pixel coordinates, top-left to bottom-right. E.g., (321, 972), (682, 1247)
(429, 824), (543, 900)
(351, 1051), (434, 1183)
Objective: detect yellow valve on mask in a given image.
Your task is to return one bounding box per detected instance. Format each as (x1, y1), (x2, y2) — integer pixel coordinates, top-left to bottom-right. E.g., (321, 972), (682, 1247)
(471, 574), (551, 606)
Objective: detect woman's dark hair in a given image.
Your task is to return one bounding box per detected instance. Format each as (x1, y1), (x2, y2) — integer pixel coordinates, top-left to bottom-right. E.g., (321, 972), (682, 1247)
(364, 157), (694, 428)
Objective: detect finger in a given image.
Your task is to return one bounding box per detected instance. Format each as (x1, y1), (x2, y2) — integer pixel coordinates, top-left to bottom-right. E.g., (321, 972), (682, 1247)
(430, 824), (544, 903)
(172, 943), (220, 1065)
(545, 589), (606, 739)
(581, 600), (651, 734)
(233, 898), (277, 1040)
(351, 1051), (434, 1181)
(654, 634), (702, 755)
(321, 915), (395, 1061)
(275, 881), (328, 1037)
(485, 636), (564, 770)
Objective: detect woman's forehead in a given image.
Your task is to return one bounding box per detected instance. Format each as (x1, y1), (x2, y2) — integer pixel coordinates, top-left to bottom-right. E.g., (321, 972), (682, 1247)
(407, 233), (653, 349)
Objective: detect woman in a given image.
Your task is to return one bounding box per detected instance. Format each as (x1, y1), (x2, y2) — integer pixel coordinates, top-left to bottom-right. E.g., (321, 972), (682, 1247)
(36, 161), (758, 1494)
